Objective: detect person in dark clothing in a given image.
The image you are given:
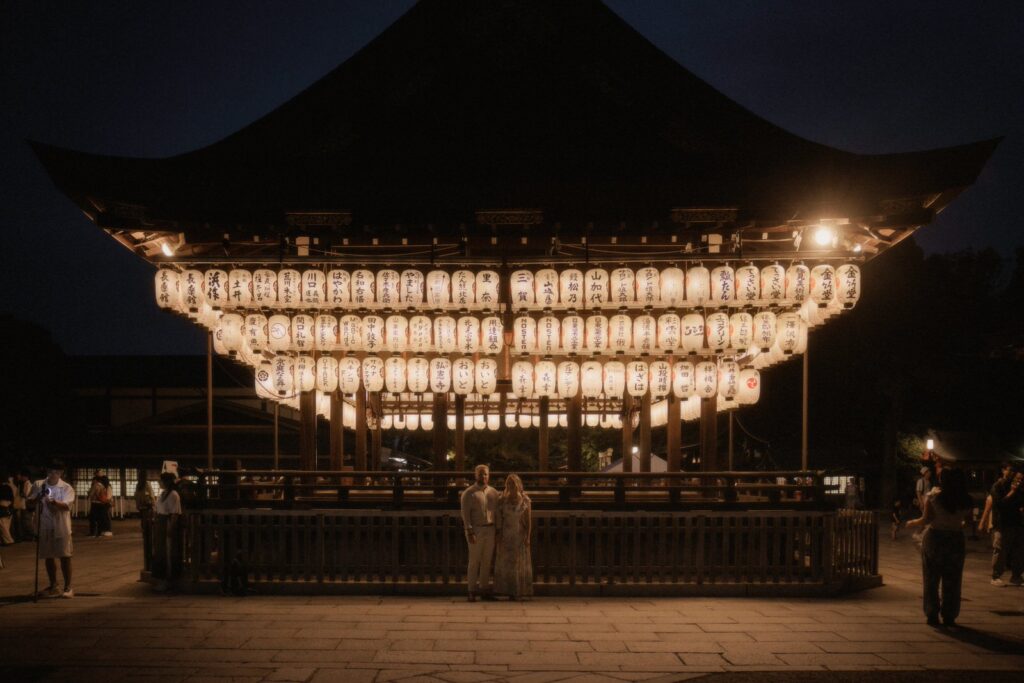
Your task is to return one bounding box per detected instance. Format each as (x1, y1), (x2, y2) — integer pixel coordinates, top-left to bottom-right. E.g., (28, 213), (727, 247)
(989, 463), (1023, 587)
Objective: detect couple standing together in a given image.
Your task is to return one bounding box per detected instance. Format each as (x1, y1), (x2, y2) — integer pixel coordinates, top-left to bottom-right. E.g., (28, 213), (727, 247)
(460, 465), (533, 601)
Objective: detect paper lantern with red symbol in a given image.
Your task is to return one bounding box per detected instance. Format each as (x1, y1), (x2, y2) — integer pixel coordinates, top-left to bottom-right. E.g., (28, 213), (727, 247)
(738, 368), (761, 405)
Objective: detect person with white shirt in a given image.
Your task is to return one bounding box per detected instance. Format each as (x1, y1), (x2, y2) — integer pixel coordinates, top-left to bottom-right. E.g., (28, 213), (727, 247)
(153, 472), (183, 589)
(460, 464), (498, 601)
(30, 461), (76, 599)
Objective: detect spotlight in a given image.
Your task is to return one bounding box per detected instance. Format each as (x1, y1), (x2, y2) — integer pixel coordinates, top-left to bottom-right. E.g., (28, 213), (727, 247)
(926, 439), (934, 451)
(161, 241), (175, 257)
(813, 226), (834, 247)
(852, 243), (862, 253)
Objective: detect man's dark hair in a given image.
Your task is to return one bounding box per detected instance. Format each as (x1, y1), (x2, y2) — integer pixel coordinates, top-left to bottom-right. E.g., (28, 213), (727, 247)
(47, 460), (65, 473)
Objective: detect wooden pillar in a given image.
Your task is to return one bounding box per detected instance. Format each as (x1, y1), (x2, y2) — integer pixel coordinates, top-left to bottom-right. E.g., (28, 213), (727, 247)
(454, 394), (466, 471)
(273, 402), (280, 469)
(370, 392), (382, 470)
(329, 390), (344, 470)
(354, 389), (367, 471)
(538, 396), (550, 471)
(206, 331), (214, 468)
(621, 392), (634, 472)
(299, 388), (317, 471)
(567, 393), (582, 473)
(639, 392), (652, 472)
(727, 409), (734, 471)
(700, 395), (718, 471)
(432, 392), (449, 470)
(801, 345), (809, 471)
(666, 392), (681, 472)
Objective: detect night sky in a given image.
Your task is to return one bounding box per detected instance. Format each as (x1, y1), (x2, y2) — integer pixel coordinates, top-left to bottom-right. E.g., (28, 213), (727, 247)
(1, 1), (1021, 356)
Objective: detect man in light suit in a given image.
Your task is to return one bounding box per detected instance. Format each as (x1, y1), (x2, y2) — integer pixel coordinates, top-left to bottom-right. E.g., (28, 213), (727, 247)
(461, 464), (498, 601)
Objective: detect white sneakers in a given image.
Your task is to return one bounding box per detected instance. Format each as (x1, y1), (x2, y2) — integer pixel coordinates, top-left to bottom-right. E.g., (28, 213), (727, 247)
(61, 588), (74, 599)
(991, 578), (1006, 587)
(101, 531), (113, 537)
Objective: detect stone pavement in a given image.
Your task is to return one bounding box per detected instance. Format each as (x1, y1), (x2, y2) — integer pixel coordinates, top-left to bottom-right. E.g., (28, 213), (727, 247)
(0, 519), (1022, 683)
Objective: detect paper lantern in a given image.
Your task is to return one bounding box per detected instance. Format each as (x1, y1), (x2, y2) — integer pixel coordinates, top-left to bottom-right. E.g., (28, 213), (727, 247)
(785, 264), (810, 304)
(452, 357), (475, 395)
(684, 266), (710, 306)
(339, 357), (361, 393)
(212, 323), (228, 356)
(406, 357), (429, 393)
(271, 356), (294, 396)
(649, 360), (671, 398)
(514, 316), (537, 354)
(316, 356), (339, 393)
(457, 316), (481, 354)
(680, 313), (704, 354)
(603, 361), (626, 398)
(301, 270), (325, 308)
(672, 361), (695, 398)
(537, 315), (560, 354)
(252, 269), (277, 306)
(244, 313), (268, 351)
(627, 361), (649, 397)
(452, 270), (475, 308)
(202, 269), (229, 309)
(255, 362), (276, 399)
(434, 316), (457, 353)
(777, 312), (801, 354)
(338, 314), (362, 351)
(154, 270), (179, 310)
(486, 414), (500, 431)
(277, 269), (301, 308)
(475, 270), (500, 308)
(473, 415), (487, 430)
(694, 361), (718, 398)
(361, 315), (384, 353)
(738, 368), (761, 405)
(703, 312), (728, 353)
(795, 318), (809, 354)
(657, 313), (681, 351)
(181, 270), (204, 312)
(429, 357), (452, 393)
(384, 315), (408, 352)
(535, 360), (557, 397)
(481, 316), (503, 354)
(760, 264), (785, 306)
(585, 315), (607, 353)
(585, 412), (600, 427)
(584, 268), (609, 308)
(718, 360), (740, 401)
(580, 361), (603, 398)
(510, 269), (535, 308)
(385, 356), (407, 393)
(447, 416), (457, 430)
(294, 355), (316, 393)
(682, 396), (701, 421)
(476, 358), (498, 395)
(391, 414), (403, 430)
(226, 269), (252, 309)
(426, 270), (450, 308)
(599, 413), (613, 429)
(518, 413), (532, 429)
(314, 314), (338, 351)
(609, 314), (632, 352)
(660, 267), (685, 308)
(421, 413), (434, 431)
(753, 311), (777, 351)
(375, 269), (400, 308)
(611, 267), (635, 306)
(326, 269), (350, 307)
(351, 269), (375, 306)
(635, 266), (660, 306)
(735, 264), (760, 306)
(710, 265), (735, 307)
(218, 313), (244, 354)
(198, 303), (219, 329)
(362, 356), (385, 392)
(559, 269), (584, 308)
(289, 314), (314, 352)
(557, 361), (580, 398)
(810, 264), (836, 307)
(730, 312), (753, 351)
(506, 413), (518, 428)
(557, 414), (568, 428)
(535, 268), (558, 308)
(511, 361), (534, 398)
(267, 314), (291, 353)
(408, 315), (432, 353)
(400, 269), (424, 306)
(632, 314), (656, 354)
(836, 263), (861, 308)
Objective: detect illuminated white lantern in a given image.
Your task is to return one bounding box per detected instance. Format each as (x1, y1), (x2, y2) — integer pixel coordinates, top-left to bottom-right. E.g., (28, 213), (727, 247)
(511, 361), (534, 398)
(290, 314), (314, 352)
(452, 357), (475, 395)
(154, 269), (179, 310)
(272, 356), (294, 396)
(473, 415), (486, 431)
(649, 360), (671, 398)
(429, 357), (452, 393)
(585, 314), (608, 353)
(181, 270), (204, 313)
(486, 414), (500, 431)
(408, 315), (432, 353)
(421, 413), (434, 431)
(535, 269), (559, 308)
(339, 357), (361, 394)
(760, 264), (785, 306)
(627, 361), (649, 397)
(385, 315), (408, 353)
(557, 414), (567, 428)
(609, 314), (632, 353)
(585, 413), (600, 427)
(657, 313), (681, 351)
(680, 313), (704, 354)
(376, 269), (400, 308)
(603, 361), (626, 398)
(434, 316), (457, 353)
(475, 358), (498, 395)
(705, 311), (730, 352)
(672, 361), (695, 398)
(360, 315), (383, 353)
(514, 316), (537, 354)
(362, 356), (385, 392)
(481, 316), (503, 354)
(710, 265), (735, 307)
(635, 266), (660, 307)
(447, 416), (457, 430)
(255, 362), (276, 399)
(407, 357), (429, 393)
(518, 413), (532, 429)
(351, 269), (375, 306)
(475, 270), (500, 308)
(426, 270), (451, 309)
(718, 361), (740, 402)
(753, 311), (777, 351)
(561, 314), (584, 353)
(245, 313), (268, 351)
(203, 269), (229, 309)
(735, 264), (760, 306)
(301, 270), (326, 308)
(599, 413), (613, 429)
(338, 314), (362, 351)
(277, 269), (301, 308)
(738, 368), (761, 405)
(611, 267), (635, 306)
(385, 356), (407, 393)
(694, 361), (718, 399)
(326, 269), (350, 307)
(212, 322), (228, 356)
(559, 269), (584, 308)
(314, 314), (338, 351)
(836, 263), (861, 308)
(226, 269), (252, 309)
(267, 314), (291, 353)
(810, 264), (836, 307)
(557, 361), (580, 398)
(584, 268), (609, 308)
(537, 315), (560, 354)
(294, 355), (316, 393)
(198, 303), (220, 330)
(580, 361), (603, 398)
(316, 356), (339, 393)
(660, 267), (685, 308)
(457, 316), (481, 354)
(219, 313), (244, 354)
(795, 318), (809, 354)
(684, 266), (710, 306)
(534, 361), (557, 397)
(408, 413), (422, 431)
(632, 314), (656, 354)
(400, 269), (424, 306)
(252, 269), (277, 307)
(452, 270), (475, 308)
(682, 396), (701, 421)
(510, 270), (535, 308)
(391, 414), (403, 430)
(730, 312), (753, 351)
(506, 414), (517, 428)
(777, 312), (801, 354)
(785, 263), (810, 304)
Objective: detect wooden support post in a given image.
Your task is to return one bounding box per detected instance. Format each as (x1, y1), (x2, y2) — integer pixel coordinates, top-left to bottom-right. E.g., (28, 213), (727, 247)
(273, 402), (280, 469)
(621, 392), (634, 473)
(700, 396), (718, 472)
(432, 392), (449, 470)
(666, 392), (681, 472)
(329, 390), (344, 470)
(370, 392), (382, 470)
(206, 331), (214, 468)
(567, 393), (582, 473)
(299, 388), (317, 471)
(538, 396), (550, 472)
(639, 392), (652, 472)
(454, 394), (466, 472)
(728, 409), (734, 471)
(355, 390), (367, 471)
(802, 345), (809, 471)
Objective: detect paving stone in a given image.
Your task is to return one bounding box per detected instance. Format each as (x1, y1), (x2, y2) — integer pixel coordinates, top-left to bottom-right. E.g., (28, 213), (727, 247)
(262, 667), (316, 682)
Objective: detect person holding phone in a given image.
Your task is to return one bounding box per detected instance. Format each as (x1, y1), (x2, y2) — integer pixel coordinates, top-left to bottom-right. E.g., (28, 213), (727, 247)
(30, 461), (76, 598)
(990, 464), (1024, 587)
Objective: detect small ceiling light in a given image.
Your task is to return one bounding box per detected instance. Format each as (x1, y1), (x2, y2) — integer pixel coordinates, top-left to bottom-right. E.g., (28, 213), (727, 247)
(631, 446), (639, 454)
(161, 241), (175, 257)
(926, 438), (934, 451)
(852, 243), (862, 253)
(813, 226), (835, 247)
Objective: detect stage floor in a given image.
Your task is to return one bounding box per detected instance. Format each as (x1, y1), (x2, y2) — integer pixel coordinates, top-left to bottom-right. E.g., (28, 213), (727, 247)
(0, 519), (1022, 681)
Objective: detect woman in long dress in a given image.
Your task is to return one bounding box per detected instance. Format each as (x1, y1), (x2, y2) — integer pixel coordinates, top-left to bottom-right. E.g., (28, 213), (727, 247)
(494, 473), (533, 600)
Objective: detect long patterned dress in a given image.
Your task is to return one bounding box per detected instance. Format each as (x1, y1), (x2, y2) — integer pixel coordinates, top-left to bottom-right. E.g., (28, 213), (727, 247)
(494, 495), (533, 598)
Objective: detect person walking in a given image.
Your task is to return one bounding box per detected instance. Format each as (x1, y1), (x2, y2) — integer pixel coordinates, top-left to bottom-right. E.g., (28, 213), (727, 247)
(135, 471), (155, 571)
(0, 473), (15, 545)
(460, 464), (498, 602)
(912, 468), (932, 541)
(494, 473), (533, 600)
(906, 467), (974, 627)
(989, 464), (1023, 587)
(153, 472), (183, 590)
(30, 462), (76, 599)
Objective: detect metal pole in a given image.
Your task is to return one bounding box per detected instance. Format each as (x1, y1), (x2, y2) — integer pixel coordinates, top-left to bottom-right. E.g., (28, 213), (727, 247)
(206, 331), (214, 469)
(801, 345), (809, 471)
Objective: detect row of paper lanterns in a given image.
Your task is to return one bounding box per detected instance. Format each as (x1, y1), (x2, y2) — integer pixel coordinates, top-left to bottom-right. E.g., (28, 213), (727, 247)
(156, 262), (859, 313)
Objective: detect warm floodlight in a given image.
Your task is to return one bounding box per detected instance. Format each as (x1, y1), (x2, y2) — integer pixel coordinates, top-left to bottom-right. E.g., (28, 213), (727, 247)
(161, 241), (175, 257)
(813, 226), (835, 247)
(926, 438), (934, 451)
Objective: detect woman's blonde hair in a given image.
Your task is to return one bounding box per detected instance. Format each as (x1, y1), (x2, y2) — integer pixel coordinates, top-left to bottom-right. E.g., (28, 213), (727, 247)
(503, 473), (528, 502)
